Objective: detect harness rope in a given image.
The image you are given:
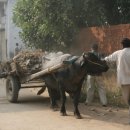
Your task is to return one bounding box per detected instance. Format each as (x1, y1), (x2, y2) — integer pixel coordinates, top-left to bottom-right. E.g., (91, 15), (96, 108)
(87, 59), (105, 68)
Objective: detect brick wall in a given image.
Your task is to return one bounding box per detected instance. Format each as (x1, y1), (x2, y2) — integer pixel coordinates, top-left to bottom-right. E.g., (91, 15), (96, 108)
(71, 24), (130, 55)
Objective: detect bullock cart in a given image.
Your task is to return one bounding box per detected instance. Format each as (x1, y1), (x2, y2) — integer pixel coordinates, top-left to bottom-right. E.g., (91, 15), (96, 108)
(0, 52), (72, 103)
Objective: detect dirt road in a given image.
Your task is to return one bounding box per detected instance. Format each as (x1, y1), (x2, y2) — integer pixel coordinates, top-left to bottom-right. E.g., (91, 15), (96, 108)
(0, 79), (130, 130)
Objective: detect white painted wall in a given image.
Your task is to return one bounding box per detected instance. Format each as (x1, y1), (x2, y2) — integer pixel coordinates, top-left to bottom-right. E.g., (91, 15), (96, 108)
(0, 0), (7, 61)
(6, 0), (23, 59)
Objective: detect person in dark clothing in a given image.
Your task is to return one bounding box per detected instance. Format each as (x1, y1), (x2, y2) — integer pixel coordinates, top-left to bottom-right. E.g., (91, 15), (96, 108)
(84, 43), (107, 106)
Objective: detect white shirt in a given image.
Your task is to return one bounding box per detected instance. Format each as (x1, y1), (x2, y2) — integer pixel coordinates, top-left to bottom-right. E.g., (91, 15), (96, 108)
(105, 48), (130, 85)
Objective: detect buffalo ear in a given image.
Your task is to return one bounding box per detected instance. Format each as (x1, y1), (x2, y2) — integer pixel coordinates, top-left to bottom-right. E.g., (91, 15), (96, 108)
(81, 53), (88, 66)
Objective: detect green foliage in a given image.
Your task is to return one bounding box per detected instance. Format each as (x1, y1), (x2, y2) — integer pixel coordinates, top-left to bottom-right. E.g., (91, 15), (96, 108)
(102, 0), (130, 25)
(13, 0), (107, 50)
(13, 0), (130, 50)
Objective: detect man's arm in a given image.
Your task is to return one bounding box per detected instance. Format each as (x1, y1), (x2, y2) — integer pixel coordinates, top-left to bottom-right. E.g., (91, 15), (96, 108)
(105, 50), (121, 63)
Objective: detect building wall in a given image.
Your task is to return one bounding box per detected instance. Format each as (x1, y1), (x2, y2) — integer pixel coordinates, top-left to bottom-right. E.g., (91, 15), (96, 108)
(0, 0), (7, 61)
(6, 0), (23, 59)
(72, 24), (130, 55)
(0, 30), (6, 61)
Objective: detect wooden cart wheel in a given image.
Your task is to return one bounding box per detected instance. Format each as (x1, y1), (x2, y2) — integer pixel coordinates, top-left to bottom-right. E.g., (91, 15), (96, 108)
(6, 76), (21, 103)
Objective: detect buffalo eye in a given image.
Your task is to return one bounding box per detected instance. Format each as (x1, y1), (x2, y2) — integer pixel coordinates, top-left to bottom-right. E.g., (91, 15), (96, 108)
(80, 60), (85, 67)
(82, 53), (88, 59)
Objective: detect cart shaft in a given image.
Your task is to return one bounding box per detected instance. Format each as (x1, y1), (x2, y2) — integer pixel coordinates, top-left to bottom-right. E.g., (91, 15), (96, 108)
(21, 63), (66, 83)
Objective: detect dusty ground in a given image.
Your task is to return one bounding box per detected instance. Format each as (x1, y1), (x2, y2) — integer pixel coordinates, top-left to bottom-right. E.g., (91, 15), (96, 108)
(0, 79), (130, 130)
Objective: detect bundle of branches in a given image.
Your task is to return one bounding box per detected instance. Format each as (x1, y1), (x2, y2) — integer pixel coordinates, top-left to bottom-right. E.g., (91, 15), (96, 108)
(13, 49), (44, 77)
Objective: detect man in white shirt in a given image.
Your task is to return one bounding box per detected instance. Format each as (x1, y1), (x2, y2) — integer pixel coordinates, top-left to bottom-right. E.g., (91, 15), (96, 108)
(105, 38), (130, 124)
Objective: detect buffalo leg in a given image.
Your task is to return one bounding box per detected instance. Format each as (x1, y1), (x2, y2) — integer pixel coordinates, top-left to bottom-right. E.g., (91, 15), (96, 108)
(73, 87), (82, 119)
(47, 88), (58, 110)
(59, 85), (67, 116)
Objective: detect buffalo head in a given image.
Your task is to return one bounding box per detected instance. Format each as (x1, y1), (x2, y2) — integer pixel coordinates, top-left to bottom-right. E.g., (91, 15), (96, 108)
(82, 52), (109, 75)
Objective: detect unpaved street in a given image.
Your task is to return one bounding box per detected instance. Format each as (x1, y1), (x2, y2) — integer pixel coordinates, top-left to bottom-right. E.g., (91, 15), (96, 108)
(0, 79), (130, 130)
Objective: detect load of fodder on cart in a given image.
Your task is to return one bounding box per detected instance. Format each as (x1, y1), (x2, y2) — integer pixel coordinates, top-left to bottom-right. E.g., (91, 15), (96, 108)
(12, 49), (44, 77)
(0, 50), (73, 79)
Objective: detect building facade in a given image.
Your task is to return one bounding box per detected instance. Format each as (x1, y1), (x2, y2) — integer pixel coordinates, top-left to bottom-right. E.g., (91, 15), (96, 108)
(6, 0), (23, 59)
(0, 0), (7, 61)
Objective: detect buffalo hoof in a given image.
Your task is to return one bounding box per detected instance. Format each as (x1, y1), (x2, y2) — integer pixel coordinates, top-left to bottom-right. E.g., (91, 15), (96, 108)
(75, 114), (82, 119)
(84, 102), (88, 106)
(53, 107), (59, 111)
(50, 105), (59, 111)
(60, 112), (67, 116)
(74, 113), (82, 119)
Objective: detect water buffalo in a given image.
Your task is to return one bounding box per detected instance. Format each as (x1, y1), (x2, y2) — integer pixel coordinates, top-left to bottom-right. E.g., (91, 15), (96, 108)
(43, 52), (109, 119)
